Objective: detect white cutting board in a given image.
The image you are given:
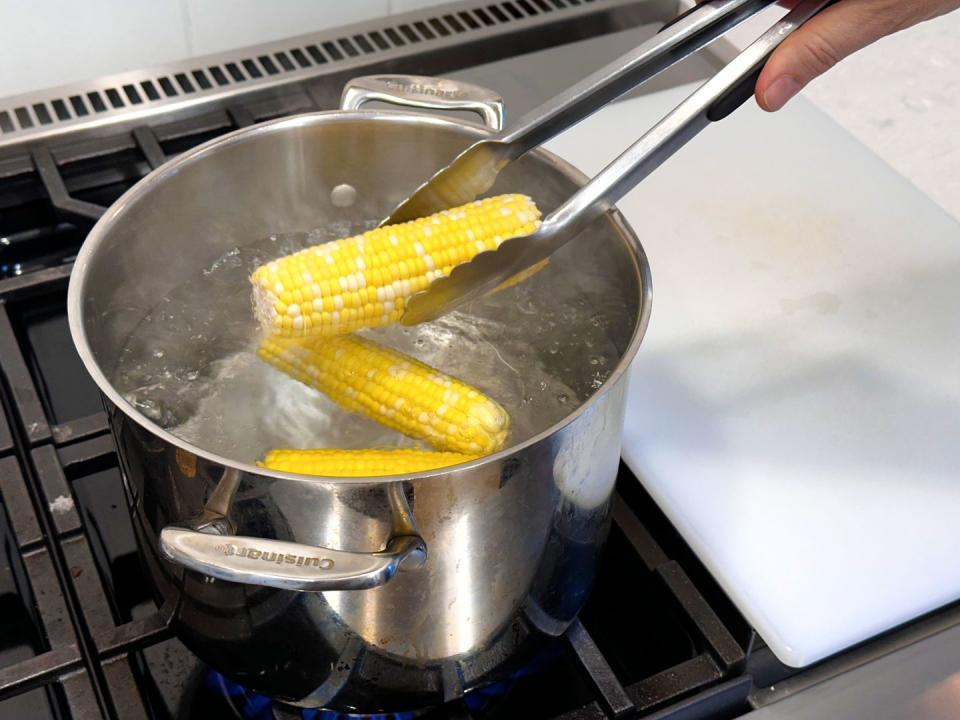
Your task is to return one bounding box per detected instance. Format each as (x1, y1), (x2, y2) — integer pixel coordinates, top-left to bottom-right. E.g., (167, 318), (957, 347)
(544, 84), (960, 668)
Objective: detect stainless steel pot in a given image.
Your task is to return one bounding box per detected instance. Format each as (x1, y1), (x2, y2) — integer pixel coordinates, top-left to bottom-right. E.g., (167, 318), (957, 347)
(67, 75), (652, 712)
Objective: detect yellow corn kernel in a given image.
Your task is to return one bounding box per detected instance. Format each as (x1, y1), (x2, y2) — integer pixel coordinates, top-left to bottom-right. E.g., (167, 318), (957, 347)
(251, 194), (541, 337)
(259, 447), (477, 477)
(257, 334), (510, 454)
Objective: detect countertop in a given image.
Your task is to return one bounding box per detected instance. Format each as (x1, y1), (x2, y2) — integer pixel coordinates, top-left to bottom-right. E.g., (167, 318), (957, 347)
(745, 621), (960, 719)
(735, 5), (960, 223)
(1, 2), (957, 220)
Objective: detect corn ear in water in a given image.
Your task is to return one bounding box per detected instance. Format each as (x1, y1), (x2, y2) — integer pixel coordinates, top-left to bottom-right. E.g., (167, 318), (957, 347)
(257, 333), (510, 455)
(259, 447), (477, 477)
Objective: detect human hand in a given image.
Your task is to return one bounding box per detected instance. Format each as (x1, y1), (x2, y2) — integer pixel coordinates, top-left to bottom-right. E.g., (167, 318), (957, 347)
(755, 0), (960, 111)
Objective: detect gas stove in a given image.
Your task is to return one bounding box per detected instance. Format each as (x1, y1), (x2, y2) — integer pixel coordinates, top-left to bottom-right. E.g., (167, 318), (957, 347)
(0, 289), (756, 720)
(0, 273), (757, 720)
(0, 1), (957, 718)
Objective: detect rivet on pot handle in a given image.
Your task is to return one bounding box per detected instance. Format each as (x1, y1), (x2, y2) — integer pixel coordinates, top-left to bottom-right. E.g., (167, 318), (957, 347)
(341, 74), (505, 130)
(159, 529), (425, 591)
(159, 480), (426, 592)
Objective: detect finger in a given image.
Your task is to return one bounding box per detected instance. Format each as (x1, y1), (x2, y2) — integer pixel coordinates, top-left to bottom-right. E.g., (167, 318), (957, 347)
(755, 0), (907, 112)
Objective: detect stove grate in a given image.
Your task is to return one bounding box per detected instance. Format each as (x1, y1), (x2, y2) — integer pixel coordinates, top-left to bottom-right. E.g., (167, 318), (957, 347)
(0, 266), (755, 717)
(0, 42), (752, 720)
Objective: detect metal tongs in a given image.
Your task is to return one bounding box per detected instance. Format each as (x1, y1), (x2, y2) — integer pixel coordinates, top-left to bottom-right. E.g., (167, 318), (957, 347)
(389, 0), (833, 325)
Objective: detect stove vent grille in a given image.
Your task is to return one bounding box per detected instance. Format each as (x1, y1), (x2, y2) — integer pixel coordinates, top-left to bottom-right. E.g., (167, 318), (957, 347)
(0, 0), (617, 150)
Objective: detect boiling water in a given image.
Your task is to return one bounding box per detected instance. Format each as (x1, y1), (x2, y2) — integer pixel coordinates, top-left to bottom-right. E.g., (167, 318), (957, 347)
(113, 221), (628, 465)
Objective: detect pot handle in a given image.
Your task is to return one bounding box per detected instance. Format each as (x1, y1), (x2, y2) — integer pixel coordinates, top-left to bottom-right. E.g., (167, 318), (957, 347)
(158, 481), (426, 591)
(159, 528), (425, 591)
(341, 74), (505, 130)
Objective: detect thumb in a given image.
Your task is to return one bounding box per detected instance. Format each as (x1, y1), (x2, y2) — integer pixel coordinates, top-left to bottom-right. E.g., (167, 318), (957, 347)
(755, 0), (901, 111)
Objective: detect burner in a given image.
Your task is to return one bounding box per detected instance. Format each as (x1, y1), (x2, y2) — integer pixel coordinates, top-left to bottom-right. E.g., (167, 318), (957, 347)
(181, 642), (564, 720)
(460, 646), (556, 715)
(197, 650), (553, 720)
(201, 671), (418, 720)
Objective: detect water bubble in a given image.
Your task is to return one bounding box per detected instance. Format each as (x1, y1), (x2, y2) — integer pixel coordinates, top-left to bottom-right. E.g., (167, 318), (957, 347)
(330, 183), (358, 208)
(112, 225), (622, 463)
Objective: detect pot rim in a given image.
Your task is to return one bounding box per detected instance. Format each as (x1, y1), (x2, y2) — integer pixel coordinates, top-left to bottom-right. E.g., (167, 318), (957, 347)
(67, 109), (653, 485)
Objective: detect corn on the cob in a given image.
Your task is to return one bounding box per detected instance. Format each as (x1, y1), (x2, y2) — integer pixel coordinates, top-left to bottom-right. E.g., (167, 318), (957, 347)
(250, 194), (541, 337)
(257, 334), (510, 454)
(259, 447), (477, 477)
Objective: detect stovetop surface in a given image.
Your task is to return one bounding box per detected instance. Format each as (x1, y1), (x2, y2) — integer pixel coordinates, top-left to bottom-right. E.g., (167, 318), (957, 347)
(0, 3), (956, 718)
(0, 272), (756, 720)
(0, 76), (759, 719)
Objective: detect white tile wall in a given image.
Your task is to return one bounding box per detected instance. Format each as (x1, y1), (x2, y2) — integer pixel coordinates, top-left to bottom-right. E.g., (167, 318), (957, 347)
(0, 0), (453, 98)
(182, 0), (389, 57)
(721, 5), (960, 221)
(804, 12), (960, 221)
(0, 0), (190, 97)
(389, 0), (457, 11)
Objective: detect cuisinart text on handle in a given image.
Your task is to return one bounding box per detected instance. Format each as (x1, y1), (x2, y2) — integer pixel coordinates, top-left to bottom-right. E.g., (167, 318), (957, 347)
(384, 79), (465, 99)
(215, 543), (335, 569)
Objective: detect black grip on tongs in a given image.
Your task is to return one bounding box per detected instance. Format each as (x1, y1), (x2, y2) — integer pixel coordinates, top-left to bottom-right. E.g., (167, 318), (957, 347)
(660, 1), (770, 121)
(705, 0), (837, 122)
(705, 62), (766, 122)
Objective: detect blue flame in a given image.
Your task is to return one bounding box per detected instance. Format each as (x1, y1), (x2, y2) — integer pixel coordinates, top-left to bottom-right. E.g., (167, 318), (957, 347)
(205, 671), (415, 719)
(306, 713), (414, 720)
(463, 649), (555, 712)
(305, 712), (414, 720)
(205, 671), (273, 719)
(205, 645), (558, 718)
